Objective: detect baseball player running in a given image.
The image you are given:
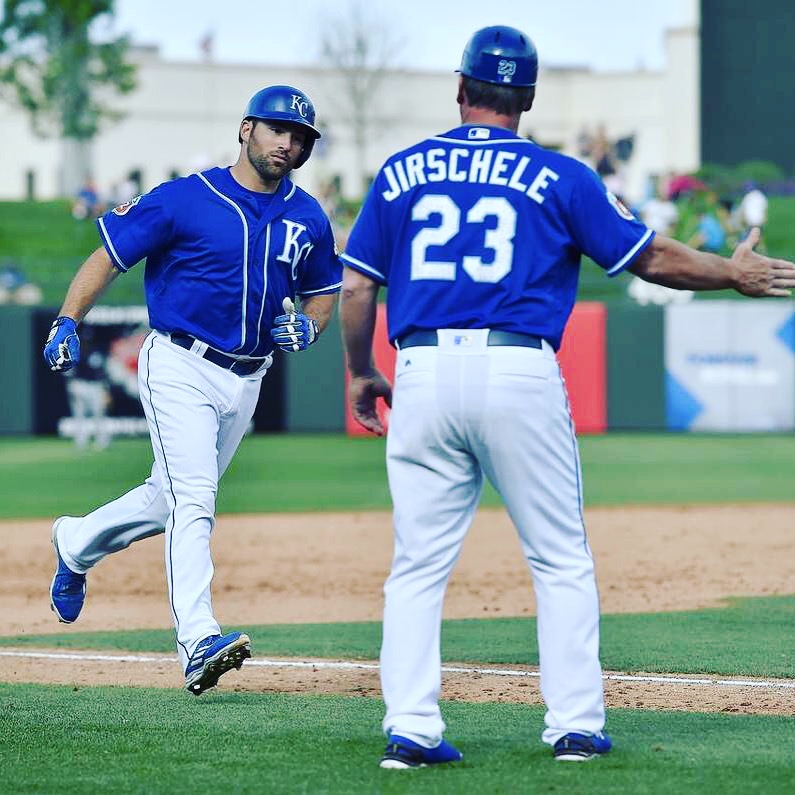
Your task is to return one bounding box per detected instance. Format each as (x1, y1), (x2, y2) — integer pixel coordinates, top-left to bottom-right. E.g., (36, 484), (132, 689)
(340, 26), (795, 767)
(45, 85), (342, 695)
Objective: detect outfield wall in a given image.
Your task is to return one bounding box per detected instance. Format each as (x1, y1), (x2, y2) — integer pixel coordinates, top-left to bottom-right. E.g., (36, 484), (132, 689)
(3, 301), (794, 436)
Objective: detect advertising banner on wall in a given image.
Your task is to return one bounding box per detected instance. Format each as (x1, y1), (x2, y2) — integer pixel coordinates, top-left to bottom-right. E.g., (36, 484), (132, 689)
(665, 302), (795, 431)
(33, 306), (150, 441)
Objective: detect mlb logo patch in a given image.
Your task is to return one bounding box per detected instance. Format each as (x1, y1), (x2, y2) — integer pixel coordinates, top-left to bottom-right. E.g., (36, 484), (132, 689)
(468, 127), (490, 140)
(454, 334), (472, 346)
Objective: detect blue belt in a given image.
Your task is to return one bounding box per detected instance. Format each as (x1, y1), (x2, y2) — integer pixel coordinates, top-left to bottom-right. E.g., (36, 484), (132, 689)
(397, 330), (543, 349)
(170, 333), (269, 376)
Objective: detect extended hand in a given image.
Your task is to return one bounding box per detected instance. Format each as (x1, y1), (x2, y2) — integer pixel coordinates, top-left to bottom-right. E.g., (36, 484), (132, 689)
(349, 370), (393, 436)
(43, 316), (80, 372)
(732, 228), (795, 297)
(271, 297), (319, 352)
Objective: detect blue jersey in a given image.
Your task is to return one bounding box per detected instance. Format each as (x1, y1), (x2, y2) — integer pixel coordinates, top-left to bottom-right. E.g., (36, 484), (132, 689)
(97, 167), (342, 357)
(342, 125), (653, 350)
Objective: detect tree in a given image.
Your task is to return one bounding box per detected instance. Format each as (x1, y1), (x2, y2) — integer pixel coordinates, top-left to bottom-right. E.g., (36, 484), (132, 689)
(0, 0), (136, 195)
(318, 1), (404, 198)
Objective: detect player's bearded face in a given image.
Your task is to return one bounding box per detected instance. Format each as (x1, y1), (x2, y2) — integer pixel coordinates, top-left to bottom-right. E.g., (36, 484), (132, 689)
(246, 122), (305, 182)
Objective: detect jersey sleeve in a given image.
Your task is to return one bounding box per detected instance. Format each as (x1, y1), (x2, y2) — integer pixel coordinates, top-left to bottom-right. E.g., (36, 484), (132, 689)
(295, 215), (343, 296)
(568, 165), (654, 276)
(96, 185), (175, 272)
(339, 173), (390, 285)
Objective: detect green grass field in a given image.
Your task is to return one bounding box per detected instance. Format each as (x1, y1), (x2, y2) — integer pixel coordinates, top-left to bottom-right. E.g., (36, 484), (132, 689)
(1, 432), (794, 518)
(2, 432), (794, 792)
(4, 686), (795, 794)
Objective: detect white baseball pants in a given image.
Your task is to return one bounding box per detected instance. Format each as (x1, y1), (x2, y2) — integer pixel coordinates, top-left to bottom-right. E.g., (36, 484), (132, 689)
(380, 329), (605, 747)
(55, 331), (269, 669)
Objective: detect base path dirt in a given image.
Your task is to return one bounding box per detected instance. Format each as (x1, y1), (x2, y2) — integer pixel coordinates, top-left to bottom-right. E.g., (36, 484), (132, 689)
(2, 504), (794, 713)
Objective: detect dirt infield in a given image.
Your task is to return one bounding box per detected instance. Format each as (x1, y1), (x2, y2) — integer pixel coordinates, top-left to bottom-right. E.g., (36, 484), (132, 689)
(2, 504), (794, 713)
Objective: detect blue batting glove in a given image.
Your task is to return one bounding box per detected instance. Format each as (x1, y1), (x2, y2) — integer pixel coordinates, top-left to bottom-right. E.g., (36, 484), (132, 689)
(43, 316), (80, 372)
(271, 297), (319, 352)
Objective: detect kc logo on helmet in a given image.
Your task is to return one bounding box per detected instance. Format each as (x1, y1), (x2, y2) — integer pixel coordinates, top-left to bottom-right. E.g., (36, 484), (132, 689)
(498, 59), (517, 81)
(290, 95), (308, 118)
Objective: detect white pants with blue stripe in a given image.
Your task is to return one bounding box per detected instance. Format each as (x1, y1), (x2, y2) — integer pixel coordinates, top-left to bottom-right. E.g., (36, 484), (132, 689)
(380, 329), (605, 747)
(54, 331), (269, 671)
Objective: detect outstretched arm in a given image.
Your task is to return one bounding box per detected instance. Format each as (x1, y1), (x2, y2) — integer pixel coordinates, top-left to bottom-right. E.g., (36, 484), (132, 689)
(340, 267), (392, 436)
(629, 229), (795, 297)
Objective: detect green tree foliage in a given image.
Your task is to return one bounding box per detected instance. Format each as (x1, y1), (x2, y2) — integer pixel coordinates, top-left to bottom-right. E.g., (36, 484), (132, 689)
(0, 0), (136, 141)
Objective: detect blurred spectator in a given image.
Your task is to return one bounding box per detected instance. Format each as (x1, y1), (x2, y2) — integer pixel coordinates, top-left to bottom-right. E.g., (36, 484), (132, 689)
(65, 324), (113, 451)
(628, 176), (693, 306)
(666, 173), (706, 201)
(108, 177), (138, 207)
(640, 175), (679, 236)
(0, 259), (43, 305)
(575, 125), (593, 160)
(687, 190), (729, 253)
(71, 178), (104, 220)
(733, 182), (769, 252)
(592, 124), (624, 197)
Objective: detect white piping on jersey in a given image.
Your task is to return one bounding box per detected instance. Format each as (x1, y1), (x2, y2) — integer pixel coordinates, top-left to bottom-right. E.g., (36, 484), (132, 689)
(298, 280), (343, 296)
(97, 217), (128, 271)
(340, 253), (386, 282)
(609, 228), (653, 275)
(250, 223), (271, 355)
(197, 172), (249, 350)
(283, 181), (297, 200)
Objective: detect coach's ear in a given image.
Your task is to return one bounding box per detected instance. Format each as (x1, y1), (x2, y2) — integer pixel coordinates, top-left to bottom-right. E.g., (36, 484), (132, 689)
(524, 87), (535, 112)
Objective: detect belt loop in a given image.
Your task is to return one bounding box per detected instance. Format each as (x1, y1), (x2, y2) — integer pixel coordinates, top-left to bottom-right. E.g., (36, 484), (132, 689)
(192, 338), (208, 357)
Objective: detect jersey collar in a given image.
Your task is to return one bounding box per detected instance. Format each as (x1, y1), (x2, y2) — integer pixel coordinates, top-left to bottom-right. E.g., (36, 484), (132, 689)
(439, 124), (522, 142)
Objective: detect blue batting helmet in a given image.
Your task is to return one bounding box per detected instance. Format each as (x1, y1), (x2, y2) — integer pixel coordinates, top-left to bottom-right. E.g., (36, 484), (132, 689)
(243, 85), (321, 168)
(458, 25), (538, 87)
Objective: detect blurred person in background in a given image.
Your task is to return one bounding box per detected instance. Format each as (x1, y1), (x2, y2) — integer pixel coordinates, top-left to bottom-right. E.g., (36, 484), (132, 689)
(734, 182), (769, 252)
(64, 323), (113, 451)
(687, 190), (730, 254)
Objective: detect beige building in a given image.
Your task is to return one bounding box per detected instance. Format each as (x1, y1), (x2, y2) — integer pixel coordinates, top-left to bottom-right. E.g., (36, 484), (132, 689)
(3, 24), (698, 206)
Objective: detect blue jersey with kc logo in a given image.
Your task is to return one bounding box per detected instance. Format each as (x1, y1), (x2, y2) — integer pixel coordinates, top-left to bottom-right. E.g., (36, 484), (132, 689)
(97, 167), (342, 357)
(342, 125), (653, 350)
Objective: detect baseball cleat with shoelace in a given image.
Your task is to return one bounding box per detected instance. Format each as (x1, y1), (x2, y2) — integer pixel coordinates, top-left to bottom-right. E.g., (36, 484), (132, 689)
(553, 731), (613, 761)
(184, 631), (251, 695)
(379, 734), (463, 769)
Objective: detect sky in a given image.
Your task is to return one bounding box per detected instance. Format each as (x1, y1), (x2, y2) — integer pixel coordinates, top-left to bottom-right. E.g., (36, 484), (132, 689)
(105, 0), (697, 74)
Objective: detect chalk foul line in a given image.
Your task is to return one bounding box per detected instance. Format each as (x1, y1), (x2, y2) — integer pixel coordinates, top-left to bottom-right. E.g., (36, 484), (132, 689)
(1, 649), (794, 690)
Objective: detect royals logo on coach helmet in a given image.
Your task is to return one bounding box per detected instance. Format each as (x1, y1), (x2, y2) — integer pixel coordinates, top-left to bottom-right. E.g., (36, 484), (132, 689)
(242, 85), (322, 168)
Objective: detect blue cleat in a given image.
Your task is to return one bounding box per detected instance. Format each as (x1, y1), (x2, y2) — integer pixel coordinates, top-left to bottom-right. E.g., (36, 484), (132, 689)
(553, 731), (613, 761)
(50, 517), (86, 624)
(379, 734), (463, 769)
(184, 632), (251, 695)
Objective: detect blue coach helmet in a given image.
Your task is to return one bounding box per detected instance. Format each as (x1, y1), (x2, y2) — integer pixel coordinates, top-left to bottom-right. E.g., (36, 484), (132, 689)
(458, 25), (538, 87)
(243, 85), (321, 168)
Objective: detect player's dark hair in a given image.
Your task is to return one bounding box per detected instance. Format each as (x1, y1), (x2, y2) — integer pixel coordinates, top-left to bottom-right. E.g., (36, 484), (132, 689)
(462, 76), (534, 116)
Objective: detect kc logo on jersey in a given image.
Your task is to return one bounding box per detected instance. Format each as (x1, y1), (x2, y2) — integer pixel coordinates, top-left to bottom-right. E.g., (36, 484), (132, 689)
(290, 95), (309, 119)
(277, 219), (314, 278)
(498, 59), (517, 81)
(606, 191), (636, 221)
(112, 195), (142, 216)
